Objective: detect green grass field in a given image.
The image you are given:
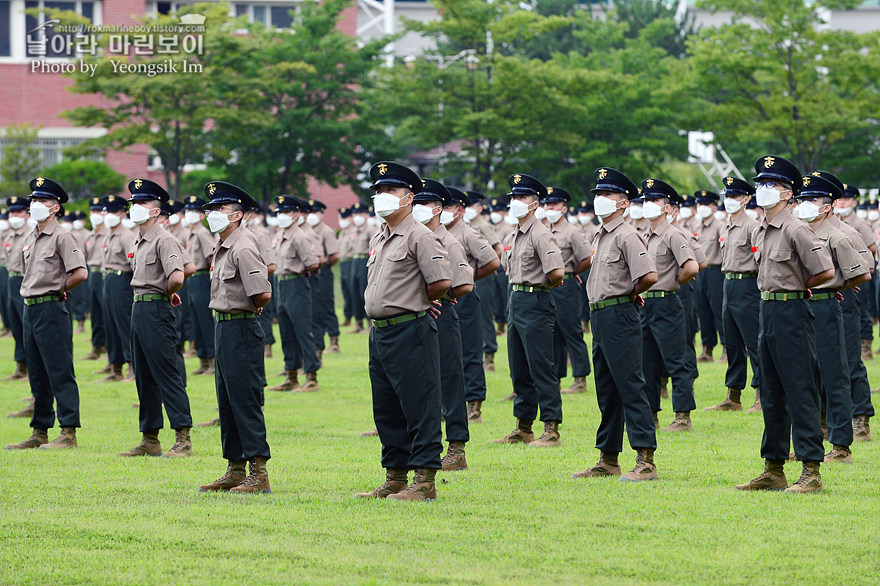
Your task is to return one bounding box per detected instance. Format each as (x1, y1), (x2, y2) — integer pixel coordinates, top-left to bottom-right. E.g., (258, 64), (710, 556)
(2, 295), (880, 585)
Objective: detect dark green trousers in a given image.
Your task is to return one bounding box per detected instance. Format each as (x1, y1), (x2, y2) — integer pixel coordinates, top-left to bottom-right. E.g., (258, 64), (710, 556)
(679, 281), (698, 379)
(591, 302), (656, 452)
(641, 294), (695, 414)
(350, 260), (368, 321)
(87, 268), (105, 348)
(840, 289), (874, 418)
(436, 303), (469, 443)
(7, 274), (25, 362)
(277, 277), (320, 373)
(552, 276), (591, 379)
(215, 317), (270, 461)
(810, 297), (852, 447)
(25, 300), (80, 429)
(311, 266), (339, 348)
(457, 290), (488, 403)
(758, 300), (824, 462)
(186, 273), (215, 359)
(0, 265), (7, 329)
(339, 258), (354, 320)
(722, 277), (761, 390)
(695, 264), (725, 348)
(493, 267), (509, 324)
(479, 279), (498, 354)
(101, 272), (133, 365)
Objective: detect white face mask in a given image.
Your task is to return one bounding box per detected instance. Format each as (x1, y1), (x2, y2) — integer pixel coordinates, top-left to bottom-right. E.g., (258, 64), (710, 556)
(29, 201), (53, 223)
(679, 207), (693, 219)
(412, 204), (436, 225)
(61, 222), (73, 231)
(377, 215), (386, 225)
(578, 215), (591, 225)
(9, 216), (26, 230)
(0, 219), (8, 231)
(168, 214), (180, 226)
(297, 215), (305, 226)
(723, 197), (742, 214)
(338, 218), (351, 229)
(642, 201), (664, 220)
(755, 187), (781, 209)
(440, 210), (455, 225)
(857, 209), (868, 219)
(207, 210), (235, 233)
(833, 204), (852, 217)
(713, 210), (727, 222)
(353, 215), (366, 227)
(306, 213), (320, 226)
(544, 209), (564, 224)
(129, 204), (152, 225)
(73, 219), (85, 230)
(629, 205), (644, 220)
(622, 207), (630, 218)
(90, 213), (104, 226)
(593, 196), (620, 219)
(266, 215), (279, 227)
(797, 201), (822, 223)
(373, 192), (408, 218)
(869, 210), (880, 222)
(509, 199), (532, 219)
(103, 213), (122, 228)
(367, 217), (378, 227)
(276, 213), (294, 229)
(666, 214), (675, 224)
(249, 217), (263, 227)
(566, 215), (578, 225)
(696, 205), (713, 219)
(121, 218), (136, 229)
(503, 214), (518, 226)
(490, 212), (502, 225)
(534, 206), (547, 221)
(185, 210), (201, 225)
(463, 207), (478, 222)
(745, 209), (759, 221)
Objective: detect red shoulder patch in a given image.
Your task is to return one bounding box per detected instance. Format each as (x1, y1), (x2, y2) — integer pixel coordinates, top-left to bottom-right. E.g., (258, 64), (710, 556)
(751, 246), (758, 253)
(127, 252), (134, 258)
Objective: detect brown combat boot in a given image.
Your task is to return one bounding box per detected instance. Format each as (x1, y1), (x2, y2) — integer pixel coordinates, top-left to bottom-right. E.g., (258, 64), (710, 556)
(6, 361), (27, 381)
(183, 342), (197, 358)
(853, 415), (871, 441)
(501, 392), (516, 401)
(100, 363), (124, 382)
(493, 419), (535, 444)
(229, 457), (271, 494)
(342, 316), (351, 327)
(861, 339), (873, 361)
(705, 388), (742, 411)
(660, 377), (669, 399)
(296, 371), (320, 392)
(785, 461), (823, 494)
(620, 449), (658, 482)
(441, 442), (468, 471)
(264, 344), (273, 358)
(652, 412), (660, 429)
(199, 460), (247, 492)
(119, 430), (163, 457)
(360, 429), (379, 437)
(529, 421), (561, 447)
(196, 417), (220, 427)
(163, 427), (193, 458)
(824, 444), (853, 463)
(267, 370), (300, 392)
(697, 345), (714, 363)
(94, 362), (112, 375)
(387, 468), (437, 501)
(7, 400), (34, 419)
(75, 320), (85, 333)
(83, 345), (103, 360)
(821, 413), (827, 440)
(661, 412), (693, 432)
(5, 428), (48, 450)
(356, 468), (408, 498)
(328, 336), (340, 353)
(716, 348), (728, 363)
(483, 352), (495, 372)
(125, 363), (135, 381)
(746, 388), (762, 413)
(350, 319), (364, 334)
(467, 400), (483, 424)
(561, 377), (587, 395)
(572, 451), (621, 478)
(193, 358), (208, 375)
(735, 459), (787, 491)
(496, 322), (506, 335)
(40, 427), (77, 449)
(203, 358), (215, 375)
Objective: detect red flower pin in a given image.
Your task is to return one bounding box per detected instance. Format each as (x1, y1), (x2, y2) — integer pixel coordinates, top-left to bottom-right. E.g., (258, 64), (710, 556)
(751, 246), (758, 253)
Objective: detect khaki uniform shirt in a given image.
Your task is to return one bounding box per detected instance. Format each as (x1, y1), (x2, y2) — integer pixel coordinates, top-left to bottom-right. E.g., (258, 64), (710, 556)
(842, 213), (876, 258)
(672, 222), (707, 266)
(130, 222), (185, 295)
(85, 227), (107, 268)
(20, 218), (86, 297)
(241, 226), (276, 267)
(828, 216), (873, 270)
(753, 207), (834, 292)
(447, 219), (497, 271)
(186, 223), (215, 271)
(812, 220), (870, 290)
(501, 214), (564, 286)
(276, 224), (319, 276)
(696, 215), (723, 265)
(349, 224), (372, 256)
(5, 227), (29, 274)
(469, 215), (501, 249)
(312, 221), (339, 260)
(720, 212), (760, 273)
(494, 221), (515, 243)
(338, 225), (353, 259)
(581, 221), (600, 243)
(646, 220), (695, 292)
(364, 213), (450, 319)
(434, 224), (473, 293)
(586, 215), (656, 302)
(209, 227), (271, 313)
(102, 226), (135, 273)
(551, 219), (592, 274)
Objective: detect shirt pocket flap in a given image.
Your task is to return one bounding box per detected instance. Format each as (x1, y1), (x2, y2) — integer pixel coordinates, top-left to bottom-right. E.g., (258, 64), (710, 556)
(602, 249), (622, 263)
(769, 247), (792, 262)
(388, 247), (408, 262)
(144, 251), (158, 264)
(222, 266), (237, 280)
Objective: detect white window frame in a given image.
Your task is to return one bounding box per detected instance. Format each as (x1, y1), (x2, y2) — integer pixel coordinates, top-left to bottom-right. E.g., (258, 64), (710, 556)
(0, 0), (102, 63)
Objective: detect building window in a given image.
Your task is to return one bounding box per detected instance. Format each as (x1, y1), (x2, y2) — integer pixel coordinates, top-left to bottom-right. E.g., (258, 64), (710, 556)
(234, 3), (297, 29)
(25, 0), (97, 58)
(0, 135), (100, 169)
(0, 1), (10, 56)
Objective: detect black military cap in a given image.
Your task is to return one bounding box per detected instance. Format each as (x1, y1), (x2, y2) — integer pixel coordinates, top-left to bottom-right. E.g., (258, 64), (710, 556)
(275, 194), (306, 212)
(841, 183), (860, 200)
(543, 186), (571, 204)
(745, 197), (759, 210)
(577, 201), (593, 214)
(61, 211), (75, 223)
(507, 173), (547, 199)
(753, 155), (802, 194)
(89, 196), (104, 211)
(6, 196), (27, 212)
(796, 174), (842, 200)
(447, 186), (470, 208)
(489, 198), (507, 212)
(0, 209), (7, 219)
(29, 177), (68, 203)
(101, 194), (129, 212)
(679, 194), (696, 208)
(466, 190), (487, 205)
(867, 198), (879, 210)
(641, 179), (681, 205)
(160, 200), (176, 216)
(183, 195), (207, 210)
(805, 170), (844, 195)
(338, 206), (352, 218)
(413, 179), (451, 206)
(350, 202), (367, 214)
(590, 167), (638, 200)
(128, 178), (169, 202)
(75, 210), (87, 221)
(694, 189), (720, 204)
(369, 161), (422, 193)
(721, 177), (755, 197)
(168, 199), (185, 214)
(202, 181), (257, 211)
(309, 199), (326, 212)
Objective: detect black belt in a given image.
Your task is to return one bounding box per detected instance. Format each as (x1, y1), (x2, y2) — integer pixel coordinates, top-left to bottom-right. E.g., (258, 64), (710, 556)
(511, 284), (551, 293)
(133, 294), (167, 302)
(725, 272), (757, 280)
(643, 290), (676, 299)
(370, 311), (426, 328)
(589, 295), (630, 311)
(278, 273), (304, 281)
(24, 294), (61, 306)
(215, 311), (258, 321)
(760, 291), (805, 301)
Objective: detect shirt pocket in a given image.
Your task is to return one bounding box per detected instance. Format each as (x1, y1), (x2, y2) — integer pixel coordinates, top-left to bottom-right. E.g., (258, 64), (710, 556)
(39, 250), (58, 276)
(768, 247), (792, 282)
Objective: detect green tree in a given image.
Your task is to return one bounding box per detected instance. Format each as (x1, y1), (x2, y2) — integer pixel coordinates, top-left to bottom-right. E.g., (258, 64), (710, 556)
(42, 159), (126, 202)
(0, 124), (42, 198)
